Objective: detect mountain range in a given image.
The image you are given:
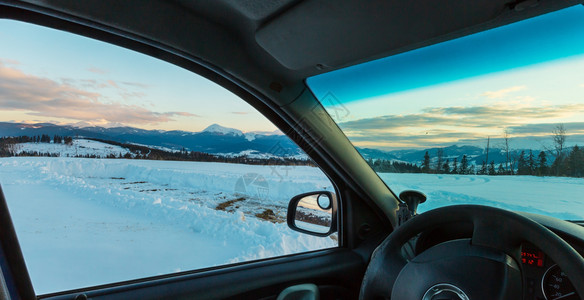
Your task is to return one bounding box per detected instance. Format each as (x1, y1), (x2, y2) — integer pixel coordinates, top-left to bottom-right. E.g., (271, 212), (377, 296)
(0, 122), (302, 157)
(358, 145), (517, 166)
(0, 122), (545, 165)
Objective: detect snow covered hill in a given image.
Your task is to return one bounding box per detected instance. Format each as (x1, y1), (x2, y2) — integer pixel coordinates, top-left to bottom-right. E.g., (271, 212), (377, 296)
(14, 139), (134, 158)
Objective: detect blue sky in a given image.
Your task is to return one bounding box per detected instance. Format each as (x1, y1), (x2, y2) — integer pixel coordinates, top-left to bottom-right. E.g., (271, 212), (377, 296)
(308, 5), (584, 104)
(308, 5), (584, 150)
(0, 19), (277, 133)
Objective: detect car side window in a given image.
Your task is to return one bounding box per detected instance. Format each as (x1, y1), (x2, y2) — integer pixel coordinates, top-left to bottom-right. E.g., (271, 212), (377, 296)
(0, 20), (337, 295)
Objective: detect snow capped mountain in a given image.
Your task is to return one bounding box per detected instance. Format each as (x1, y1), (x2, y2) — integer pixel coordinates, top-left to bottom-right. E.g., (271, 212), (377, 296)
(202, 124), (243, 136)
(0, 122), (304, 158)
(244, 132), (256, 142)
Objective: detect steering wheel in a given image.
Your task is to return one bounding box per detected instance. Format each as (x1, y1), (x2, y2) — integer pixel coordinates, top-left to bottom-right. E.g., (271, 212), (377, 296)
(359, 205), (584, 299)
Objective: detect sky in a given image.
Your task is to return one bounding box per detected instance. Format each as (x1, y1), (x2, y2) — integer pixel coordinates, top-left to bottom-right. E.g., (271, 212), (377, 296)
(2, 7), (584, 150)
(0, 19), (277, 133)
(308, 5), (584, 150)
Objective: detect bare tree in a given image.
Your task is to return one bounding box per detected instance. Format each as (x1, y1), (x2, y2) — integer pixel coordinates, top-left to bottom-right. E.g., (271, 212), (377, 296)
(552, 124), (567, 176)
(435, 148), (444, 174)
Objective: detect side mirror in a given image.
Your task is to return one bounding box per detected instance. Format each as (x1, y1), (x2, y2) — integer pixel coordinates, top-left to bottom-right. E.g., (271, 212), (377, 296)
(287, 191), (337, 237)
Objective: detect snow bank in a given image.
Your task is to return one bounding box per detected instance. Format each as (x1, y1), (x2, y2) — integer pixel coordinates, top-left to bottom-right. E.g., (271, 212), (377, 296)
(0, 157), (335, 294)
(39, 158), (332, 204)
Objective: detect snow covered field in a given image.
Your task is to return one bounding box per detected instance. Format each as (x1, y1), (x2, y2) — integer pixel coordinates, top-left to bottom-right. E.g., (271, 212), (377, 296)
(0, 157), (334, 294)
(1, 157), (582, 295)
(379, 173), (584, 220)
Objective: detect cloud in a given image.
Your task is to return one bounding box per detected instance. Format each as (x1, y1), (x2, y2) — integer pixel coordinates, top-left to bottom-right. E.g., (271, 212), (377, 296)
(480, 85), (526, 99)
(507, 122), (584, 135)
(87, 67), (108, 74)
(60, 78), (150, 93)
(122, 82), (150, 89)
(232, 111), (251, 115)
(0, 59), (20, 66)
(106, 80), (119, 89)
(337, 103), (584, 149)
(0, 63), (197, 125)
(340, 104), (584, 132)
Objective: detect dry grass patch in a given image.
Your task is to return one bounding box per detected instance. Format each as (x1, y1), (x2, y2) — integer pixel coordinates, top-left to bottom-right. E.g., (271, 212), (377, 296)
(255, 209), (284, 223)
(216, 197), (246, 211)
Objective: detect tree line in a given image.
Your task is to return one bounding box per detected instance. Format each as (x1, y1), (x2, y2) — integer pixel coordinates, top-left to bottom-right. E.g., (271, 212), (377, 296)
(0, 134), (73, 145)
(368, 146), (583, 178)
(365, 158), (423, 173)
(368, 124), (584, 178)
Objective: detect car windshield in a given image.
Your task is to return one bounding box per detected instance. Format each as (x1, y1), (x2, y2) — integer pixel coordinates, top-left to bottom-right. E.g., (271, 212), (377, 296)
(307, 5), (584, 220)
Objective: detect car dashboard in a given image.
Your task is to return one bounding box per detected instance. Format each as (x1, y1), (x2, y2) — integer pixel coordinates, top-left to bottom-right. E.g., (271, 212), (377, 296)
(521, 243), (577, 300)
(409, 212), (583, 300)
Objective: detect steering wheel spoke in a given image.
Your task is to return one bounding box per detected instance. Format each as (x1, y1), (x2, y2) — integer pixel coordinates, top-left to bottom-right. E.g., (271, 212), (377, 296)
(471, 217), (522, 260)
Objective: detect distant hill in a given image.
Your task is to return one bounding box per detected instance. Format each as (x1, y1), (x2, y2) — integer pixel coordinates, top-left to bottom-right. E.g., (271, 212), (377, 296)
(0, 122), (304, 158)
(358, 145), (548, 166)
(1, 122), (559, 165)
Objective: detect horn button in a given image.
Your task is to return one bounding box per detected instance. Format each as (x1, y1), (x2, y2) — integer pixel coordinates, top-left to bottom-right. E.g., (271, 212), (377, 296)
(422, 283), (469, 300)
(391, 240), (522, 300)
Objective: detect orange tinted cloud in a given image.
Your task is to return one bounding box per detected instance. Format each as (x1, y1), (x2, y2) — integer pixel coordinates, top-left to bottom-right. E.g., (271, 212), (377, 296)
(0, 63), (197, 125)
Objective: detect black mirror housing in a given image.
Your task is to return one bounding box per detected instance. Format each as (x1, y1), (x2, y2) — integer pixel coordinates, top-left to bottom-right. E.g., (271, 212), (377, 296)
(287, 191), (338, 237)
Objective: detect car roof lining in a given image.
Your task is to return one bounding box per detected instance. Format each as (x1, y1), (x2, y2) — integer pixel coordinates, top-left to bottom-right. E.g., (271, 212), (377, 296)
(256, 0), (508, 70)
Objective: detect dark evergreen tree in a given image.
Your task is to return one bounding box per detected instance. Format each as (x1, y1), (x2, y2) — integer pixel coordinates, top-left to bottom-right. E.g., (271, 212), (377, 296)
(478, 161), (487, 175)
(488, 161), (496, 175)
(567, 145), (583, 177)
(451, 158), (458, 174)
(497, 163), (505, 175)
(40, 134), (51, 143)
(537, 151), (547, 176)
(422, 151), (431, 173)
(460, 155), (468, 174)
(517, 150), (528, 175)
(442, 159), (450, 174)
(435, 148), (444, 174)
(527, 150), (535, 176)
(477, 160), (489, 175)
